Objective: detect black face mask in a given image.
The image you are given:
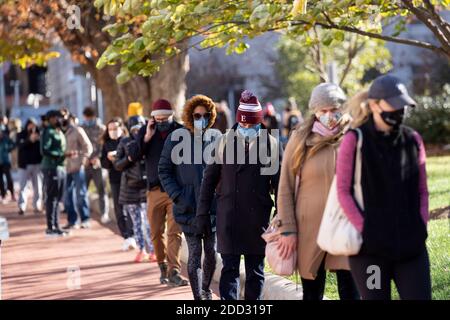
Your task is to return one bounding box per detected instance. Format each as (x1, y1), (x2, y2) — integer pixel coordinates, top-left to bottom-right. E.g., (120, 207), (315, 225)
(156, 121), (171, 132)
(380, 109), (405, 128)
(54, 118), (63, 128)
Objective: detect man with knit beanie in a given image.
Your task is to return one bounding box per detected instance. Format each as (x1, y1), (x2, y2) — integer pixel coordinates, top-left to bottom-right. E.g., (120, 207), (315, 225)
(196, 90), (282, 300)
(129, 98), (187, 287)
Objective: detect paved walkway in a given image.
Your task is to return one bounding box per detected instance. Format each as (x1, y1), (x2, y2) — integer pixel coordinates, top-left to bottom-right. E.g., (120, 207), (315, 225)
(0, 194), (218, 300)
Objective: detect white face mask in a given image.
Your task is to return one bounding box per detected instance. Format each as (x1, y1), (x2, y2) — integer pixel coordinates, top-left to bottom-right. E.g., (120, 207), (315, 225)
(109, 128), (122, 140)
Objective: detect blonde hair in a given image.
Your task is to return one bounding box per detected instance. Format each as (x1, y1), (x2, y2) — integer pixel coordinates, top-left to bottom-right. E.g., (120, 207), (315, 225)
(291, 114), (346, 176)
(345, 90), (372, 128)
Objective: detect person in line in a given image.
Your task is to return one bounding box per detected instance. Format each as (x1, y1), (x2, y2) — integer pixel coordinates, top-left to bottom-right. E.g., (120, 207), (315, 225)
(81, 107), (110, 224)
(196, 90), (282, 300)
(130, 99), (188, 286)
(114, 115), (155, 263)
(16, 118), (43, 215)
(0, 122), (15, 204)
(159, 95), (221, 299)
(277, 83), (360, 301)
(62, 113), (93, 230)
(40, 110), (69, 237)
(101, 117), (136, 251)
(211, 100), (232, 134)
(337, 74), (431, 300)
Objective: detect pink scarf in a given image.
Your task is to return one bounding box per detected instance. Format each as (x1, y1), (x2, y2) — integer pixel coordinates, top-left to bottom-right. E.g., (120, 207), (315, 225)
(312, 121), (340, 137)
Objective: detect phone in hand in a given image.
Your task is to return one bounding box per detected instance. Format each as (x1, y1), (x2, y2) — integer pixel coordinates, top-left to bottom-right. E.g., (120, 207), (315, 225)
(150, 117), (156, 130)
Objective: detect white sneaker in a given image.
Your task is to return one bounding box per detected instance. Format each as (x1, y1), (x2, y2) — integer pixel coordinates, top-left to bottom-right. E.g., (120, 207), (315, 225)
(122, 237), (137, 251)
(101, 214), (111, 224)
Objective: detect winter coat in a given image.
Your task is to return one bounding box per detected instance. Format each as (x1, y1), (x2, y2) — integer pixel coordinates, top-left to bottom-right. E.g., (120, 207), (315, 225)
(277, 129), (350, 280)
(81, 119), (105, 167)
(16, 120), (42, 168)
(101, 137), (123, 185)
(64, 125), (93, 174)
(197, 123), (282, 255)
(114, 136), (147, 205)
(0, 135), (14, 166)
(40, 126), (66, 169)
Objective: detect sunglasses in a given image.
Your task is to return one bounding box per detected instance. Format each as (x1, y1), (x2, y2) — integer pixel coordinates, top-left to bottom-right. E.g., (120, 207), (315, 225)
(192, 112), (211, 120)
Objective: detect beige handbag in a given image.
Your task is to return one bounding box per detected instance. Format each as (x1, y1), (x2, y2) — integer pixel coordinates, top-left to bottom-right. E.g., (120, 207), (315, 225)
(317, 128), (364, 256)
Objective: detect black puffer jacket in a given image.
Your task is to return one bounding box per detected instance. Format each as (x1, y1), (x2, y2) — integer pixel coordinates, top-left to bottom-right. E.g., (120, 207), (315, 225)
(101, 137), (123, 185)
(114, 136), (147, 205)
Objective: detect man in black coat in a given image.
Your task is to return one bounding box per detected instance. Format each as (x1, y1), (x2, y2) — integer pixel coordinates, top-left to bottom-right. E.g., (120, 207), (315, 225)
(196, 91), (282, 300)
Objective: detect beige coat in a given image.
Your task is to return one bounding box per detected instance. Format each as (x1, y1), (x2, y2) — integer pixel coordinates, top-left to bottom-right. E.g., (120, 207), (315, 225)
(65, 125), (93, 174)
(277, 130), (349, 280)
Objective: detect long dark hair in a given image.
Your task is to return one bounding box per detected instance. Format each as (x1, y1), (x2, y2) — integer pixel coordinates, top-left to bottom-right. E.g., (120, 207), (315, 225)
(102, 117), (128, 143)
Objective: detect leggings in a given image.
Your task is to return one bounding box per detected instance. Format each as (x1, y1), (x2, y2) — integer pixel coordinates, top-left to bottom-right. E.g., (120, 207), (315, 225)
(124, 203), (153, 253)
(301, 257), (360, 300)
(349, 247), (431, 300)
(185, 233), (217, 300)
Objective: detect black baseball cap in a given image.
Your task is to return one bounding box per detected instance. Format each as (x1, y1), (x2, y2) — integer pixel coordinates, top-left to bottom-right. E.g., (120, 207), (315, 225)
(368, 74), (417, 110)
(46, 110), (63, 119)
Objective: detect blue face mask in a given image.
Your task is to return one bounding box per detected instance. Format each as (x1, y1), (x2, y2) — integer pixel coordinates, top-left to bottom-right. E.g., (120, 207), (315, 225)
(237, 124), (261, 140)
(194, 118), (208, 130)
(84, 119), (96, 127)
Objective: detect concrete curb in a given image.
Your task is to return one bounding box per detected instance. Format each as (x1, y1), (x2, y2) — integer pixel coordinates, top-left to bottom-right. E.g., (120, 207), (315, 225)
(179, 235), (304, 300)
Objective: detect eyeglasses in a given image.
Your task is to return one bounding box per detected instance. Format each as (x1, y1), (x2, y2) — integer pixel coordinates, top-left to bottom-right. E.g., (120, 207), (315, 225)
(192, 112), (211, 120)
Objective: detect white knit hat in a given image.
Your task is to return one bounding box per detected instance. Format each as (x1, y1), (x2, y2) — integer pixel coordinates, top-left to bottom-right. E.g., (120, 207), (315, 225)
(308, 83), (347, 112)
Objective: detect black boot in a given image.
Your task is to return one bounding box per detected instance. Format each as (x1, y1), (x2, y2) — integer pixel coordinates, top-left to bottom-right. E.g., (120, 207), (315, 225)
(159, 262), (169, 284)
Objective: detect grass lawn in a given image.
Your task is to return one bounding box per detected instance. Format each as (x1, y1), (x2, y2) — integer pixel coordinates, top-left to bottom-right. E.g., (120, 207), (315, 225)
(267, 155), (450, 300)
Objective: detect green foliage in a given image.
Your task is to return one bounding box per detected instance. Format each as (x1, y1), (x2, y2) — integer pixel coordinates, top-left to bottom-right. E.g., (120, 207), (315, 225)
(405, 84), (450, 144)
(93, 0), (448, 82)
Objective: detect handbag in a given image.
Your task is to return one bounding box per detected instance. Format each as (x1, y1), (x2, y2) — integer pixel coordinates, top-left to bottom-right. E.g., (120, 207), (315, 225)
(317, 128), (364, 256)
(261, 216), (297, 276)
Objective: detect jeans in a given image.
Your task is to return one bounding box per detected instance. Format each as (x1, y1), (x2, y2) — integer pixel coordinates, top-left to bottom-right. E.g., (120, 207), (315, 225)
(85, 166), (108, 216)
(301, 258), (360, 300)
(124, 203), (153, 253)
(65, 169), (90, 225)
(0, 163), (14, 198)
(220, 254), (265, 300)
(185, 233), (217, 300)
(110, 182), (133, 239)
(349, 247), (431, 300)
(43, 167), (66, 230)
(18, 164), (42, 211)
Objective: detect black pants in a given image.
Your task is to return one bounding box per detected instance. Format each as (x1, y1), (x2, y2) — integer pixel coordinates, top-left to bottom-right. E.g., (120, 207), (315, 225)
(110, 182), (133, 239)
(301, 258), (360, 300)
(43, 167), (66, 230)
(0, 164), (14, 198)
(349, 247), (431, 300)
(185, 233), (217, 300)
(220, 254), (265, 300)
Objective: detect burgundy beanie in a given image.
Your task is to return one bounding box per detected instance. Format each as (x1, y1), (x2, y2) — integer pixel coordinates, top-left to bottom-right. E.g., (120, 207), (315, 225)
(151, 99), (174, 117)
(236, 90), (263, 124)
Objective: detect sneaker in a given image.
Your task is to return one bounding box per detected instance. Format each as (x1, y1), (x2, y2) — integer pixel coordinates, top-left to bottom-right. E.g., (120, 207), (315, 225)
(80, 221), (91, 229)
(158, 262), (169, 284)
(121, 238), (137, 251)
(134, 251), (149, 263)
(62, 223), (80, 230)
(18, 209), (25, 216)
(200, 289), (213, 300)
(100, 214), (111, 224)
(148, 252), (157, 263)
(168, 269), (189, 287)
(1, 198), (8, 205)
(45, 229), (69, 237)
(33, 208), (43, 215)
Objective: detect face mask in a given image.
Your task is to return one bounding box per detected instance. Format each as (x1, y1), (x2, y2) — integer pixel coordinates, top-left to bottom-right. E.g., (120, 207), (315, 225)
(380, 108), (405, 128)
(55, 118), (63, 128)
(193, 118), (208, 130)
(237, 124), (261, 140)
(156, 121), (171, 132)
(109, 129), (121, 140)
(84, 119), (96, 126)
(318, 111), (342, 130)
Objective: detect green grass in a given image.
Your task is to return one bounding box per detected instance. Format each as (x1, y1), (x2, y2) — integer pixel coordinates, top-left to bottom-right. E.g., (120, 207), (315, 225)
(426, 155), (450, 211)
(267, 155), (450, 300)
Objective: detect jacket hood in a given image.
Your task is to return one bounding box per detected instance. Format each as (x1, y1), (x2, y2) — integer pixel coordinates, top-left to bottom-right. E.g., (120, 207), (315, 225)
(182, 95), (217, 132)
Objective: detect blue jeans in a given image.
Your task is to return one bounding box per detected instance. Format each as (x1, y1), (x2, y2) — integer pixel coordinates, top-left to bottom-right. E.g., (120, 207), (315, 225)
(219, 254), (265, 300)
(65, 169), (90, 224)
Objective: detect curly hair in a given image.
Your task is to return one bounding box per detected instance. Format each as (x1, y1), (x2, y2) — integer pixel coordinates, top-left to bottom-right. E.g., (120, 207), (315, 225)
(182, 95), (217, 132)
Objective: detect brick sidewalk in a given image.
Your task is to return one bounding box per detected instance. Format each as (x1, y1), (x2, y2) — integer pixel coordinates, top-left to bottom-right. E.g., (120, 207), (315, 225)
(0, 198), (218, 300)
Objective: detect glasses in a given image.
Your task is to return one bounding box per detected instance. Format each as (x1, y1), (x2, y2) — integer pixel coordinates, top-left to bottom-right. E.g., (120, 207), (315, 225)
(193, 112), (211, 120)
